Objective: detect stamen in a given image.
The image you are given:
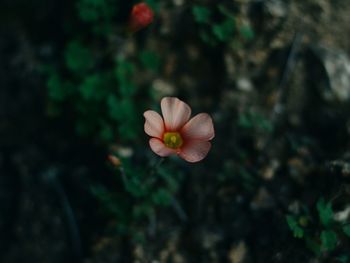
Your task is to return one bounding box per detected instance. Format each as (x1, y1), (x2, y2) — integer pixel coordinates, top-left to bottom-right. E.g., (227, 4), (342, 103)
(163, 132), (183, 149)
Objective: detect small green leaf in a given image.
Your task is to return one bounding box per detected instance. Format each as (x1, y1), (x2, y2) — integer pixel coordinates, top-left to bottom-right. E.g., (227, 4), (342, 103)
(238, 113), (252, 129)
(239, 25), (255, 41)
(115, 59), (136, 97)
(79, 74), (104, 100)
(145, 0), (159, 13)
(152, 188), (172, 206)
(126, 177), (147, 198)
(199, 29), (217, 46)
(192, 5), (212, 24)
(305, 237), (321, 256)
(77, 0), (116, 23)
(217, 4), (234, 19)
(320, 230), (338, 252)
(139, 50), (161, 72)
(107, 95), (120, 120)
(47, 74), (64, 101)
(317, 198), (333, 226)
(286, 215), (304, 238)
(65, 41), (94, 75)
(212, 20), (235, 42)
(116, 99), (138, 140)
(115, 59), (135, 80)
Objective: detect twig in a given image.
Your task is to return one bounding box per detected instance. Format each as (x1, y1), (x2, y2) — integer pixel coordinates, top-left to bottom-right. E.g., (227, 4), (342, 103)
(261, 32), (304, 155)
(270, 32), (304, 123)
(171, 195), (188, 222)
(147, 212), (157, 237)
(150, 157), (165, 177)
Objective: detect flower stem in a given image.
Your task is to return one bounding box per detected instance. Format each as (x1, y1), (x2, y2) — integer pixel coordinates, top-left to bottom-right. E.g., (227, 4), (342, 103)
(149, 157), (165, 177)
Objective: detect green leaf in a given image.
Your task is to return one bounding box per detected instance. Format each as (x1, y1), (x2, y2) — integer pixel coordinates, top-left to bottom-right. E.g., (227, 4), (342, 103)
(212, 20), (235, 42)
(115, 59), (135, 79)
(286, 215), (304, 238)
(117, 99), (138, 140)
(139, 50), (161, 72)
(254, 112), (273, 132)
(107, 95), (121, 121)
(92, 24), (113, 36)
(239, 25), (255, 41)
(126, 177), (147, 198)
(152, 188), (172, 206)
(320, 230), (338, 252)
(238, 110), (272, 132)
(115, 59), (137, 97)
(317, 198), (333, 226)
(47, 74), (65, 101)
(238, 113), (252, 129)
(192, 5), (212, 24)
(217, 4), (234, 19)
(305, 237), (321, 256)
(79, 74), (105, 100)
(77, 0), (116, 23)
(65, 41), (94, 75)
(145, 0), (159, 13)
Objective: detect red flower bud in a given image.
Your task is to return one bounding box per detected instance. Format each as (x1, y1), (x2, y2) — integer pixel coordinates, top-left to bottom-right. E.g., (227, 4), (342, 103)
(128, 3), (154, 33)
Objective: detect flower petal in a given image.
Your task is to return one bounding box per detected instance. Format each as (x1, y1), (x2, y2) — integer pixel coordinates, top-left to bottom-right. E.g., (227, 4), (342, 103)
(161, 97), (191, 131)
(144, 110), (164, 139)
(181, 113), (214, 141)
(178, 140), (211, 163)
(149, 138), (176, 157)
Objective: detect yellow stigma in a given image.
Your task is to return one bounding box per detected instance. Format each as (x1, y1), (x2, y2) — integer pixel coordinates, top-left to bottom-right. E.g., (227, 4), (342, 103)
(163, 132), (183, 149)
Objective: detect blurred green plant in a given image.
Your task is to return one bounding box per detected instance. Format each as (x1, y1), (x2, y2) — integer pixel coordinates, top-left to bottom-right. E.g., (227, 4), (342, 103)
(238, 109), (273, 133)
(46, 0), (164, 143)
(286, 215), (305, 238)
(287, 197), (350, 259)
(45, 0), (184, 242)
(92, 158), (183, 241)
(77, 0), (118, 34)
(192, 4), (254, 47)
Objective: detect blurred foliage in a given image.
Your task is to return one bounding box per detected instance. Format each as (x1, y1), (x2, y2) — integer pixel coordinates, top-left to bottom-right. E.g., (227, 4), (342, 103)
(192, 3), (254, 47)
(44, 0), (186, 241)
(287, 197), (350, 259)
(44, 0), (165, 144)
(92, 158), (183, 241)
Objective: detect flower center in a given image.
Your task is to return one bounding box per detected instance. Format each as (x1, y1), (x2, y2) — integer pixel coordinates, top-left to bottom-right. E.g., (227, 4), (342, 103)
(163, 132), (183, 149)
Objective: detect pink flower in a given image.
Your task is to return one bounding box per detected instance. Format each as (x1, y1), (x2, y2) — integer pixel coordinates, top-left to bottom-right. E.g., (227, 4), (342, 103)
(144, 97), (215, 163)
(128, 3), (154, 33)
